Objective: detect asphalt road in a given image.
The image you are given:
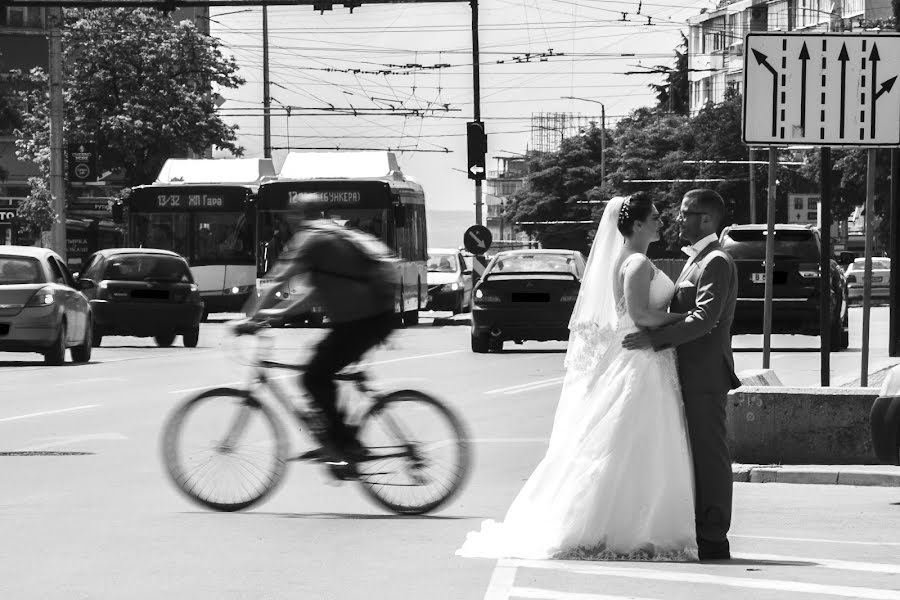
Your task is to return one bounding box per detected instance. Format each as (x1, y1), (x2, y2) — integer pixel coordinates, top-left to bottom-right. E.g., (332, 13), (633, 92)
(0, 308), (898, 599)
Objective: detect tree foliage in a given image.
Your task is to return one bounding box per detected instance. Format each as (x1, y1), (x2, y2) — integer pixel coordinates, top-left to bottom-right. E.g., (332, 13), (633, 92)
(16, 177), (57, 243)
(648, 32), (689, 116)
(15, 8), (244, 186)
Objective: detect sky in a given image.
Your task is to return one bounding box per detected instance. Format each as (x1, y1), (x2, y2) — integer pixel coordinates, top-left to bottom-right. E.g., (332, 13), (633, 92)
(208, 0), (718, 214)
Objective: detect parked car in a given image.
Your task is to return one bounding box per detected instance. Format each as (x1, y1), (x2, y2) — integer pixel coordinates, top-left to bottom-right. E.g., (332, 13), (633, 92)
(870, 364), (900, 465)
(0, 246), (93, 364)
(845, 257), (890, 305)
(470, 249), (586, 353)
(720, 224), (849, 351)
(426, 248), (472, 314)
(77, 248), (204, 347)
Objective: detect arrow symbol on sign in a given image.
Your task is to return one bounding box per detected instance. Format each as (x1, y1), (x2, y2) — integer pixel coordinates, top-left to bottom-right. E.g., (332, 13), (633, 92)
(469, 165), (484, 176)
(838, 43), (850, 139)
(752, 49), (779, 138)
(798, 42), (810, 135)
(467, 231), (486, 250)
(869, 44), (897, 139)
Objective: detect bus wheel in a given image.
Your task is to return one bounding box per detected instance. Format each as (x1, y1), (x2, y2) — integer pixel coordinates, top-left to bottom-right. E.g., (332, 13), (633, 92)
(402, 310), (419, 327)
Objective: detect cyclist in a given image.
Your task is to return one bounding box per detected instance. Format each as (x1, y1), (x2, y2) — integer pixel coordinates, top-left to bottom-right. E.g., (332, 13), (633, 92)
(234, 215), (398, 463)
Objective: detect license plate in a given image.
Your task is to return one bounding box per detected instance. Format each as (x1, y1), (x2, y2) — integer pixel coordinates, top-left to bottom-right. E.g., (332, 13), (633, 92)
(872, 276), (883, 283)
(751, 273), (765, 284)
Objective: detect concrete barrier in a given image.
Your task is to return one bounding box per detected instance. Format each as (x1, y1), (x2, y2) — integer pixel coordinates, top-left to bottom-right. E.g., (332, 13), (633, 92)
(726, 386), (879, 464)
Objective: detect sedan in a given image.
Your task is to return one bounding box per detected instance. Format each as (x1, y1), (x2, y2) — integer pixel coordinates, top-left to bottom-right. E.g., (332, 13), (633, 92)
(0, 246), (93, 364)
(426, 248), (472, 314)
(470, 249), (586, 353)
(78, 248), (204, 347)
(845, 257), (890, 304)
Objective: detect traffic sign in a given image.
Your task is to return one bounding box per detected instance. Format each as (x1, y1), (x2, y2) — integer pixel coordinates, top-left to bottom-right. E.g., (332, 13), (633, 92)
(466, 121), (487, 181)
(463, 224), (492, 255)
(67, 142), (97, 182)
(743, 33), (900, 147)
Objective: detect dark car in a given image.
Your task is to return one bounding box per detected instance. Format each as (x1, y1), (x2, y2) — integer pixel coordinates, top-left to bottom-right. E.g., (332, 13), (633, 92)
(720, 224), (849, 351)
(870, 365), (900, 465)
(0, 246), (93, 364)
(425, 248), (472, 314)
(470, 249), (585, 353)
(78, 248), (204, 347)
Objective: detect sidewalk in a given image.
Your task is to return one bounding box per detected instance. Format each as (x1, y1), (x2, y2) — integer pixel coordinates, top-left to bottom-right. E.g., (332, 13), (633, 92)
(732, 463), (900, 487)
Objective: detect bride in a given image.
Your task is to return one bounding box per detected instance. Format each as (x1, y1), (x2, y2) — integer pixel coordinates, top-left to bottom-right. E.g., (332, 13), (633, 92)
(457, 193), (698, 561)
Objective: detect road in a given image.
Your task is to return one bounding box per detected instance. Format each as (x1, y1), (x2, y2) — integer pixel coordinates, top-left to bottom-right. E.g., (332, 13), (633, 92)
(0, 307), (898, 599)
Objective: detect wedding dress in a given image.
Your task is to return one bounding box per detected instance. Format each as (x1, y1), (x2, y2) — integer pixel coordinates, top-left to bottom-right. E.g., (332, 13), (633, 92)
(457, 201), (697, 562)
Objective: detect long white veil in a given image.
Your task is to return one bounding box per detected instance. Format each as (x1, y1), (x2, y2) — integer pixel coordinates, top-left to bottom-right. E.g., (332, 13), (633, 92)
(563, 196), (626, 373)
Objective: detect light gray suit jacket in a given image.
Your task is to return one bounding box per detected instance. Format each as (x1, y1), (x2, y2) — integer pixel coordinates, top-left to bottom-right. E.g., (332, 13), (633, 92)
(649, 241), (741, 395)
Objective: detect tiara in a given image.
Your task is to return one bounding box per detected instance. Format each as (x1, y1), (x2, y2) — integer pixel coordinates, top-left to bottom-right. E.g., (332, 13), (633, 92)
(618, 196), (632, 226)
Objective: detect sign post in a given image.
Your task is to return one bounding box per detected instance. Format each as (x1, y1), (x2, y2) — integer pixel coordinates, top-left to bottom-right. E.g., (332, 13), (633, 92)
(744, 32), (900, 384)
(463, 224), (492, 282)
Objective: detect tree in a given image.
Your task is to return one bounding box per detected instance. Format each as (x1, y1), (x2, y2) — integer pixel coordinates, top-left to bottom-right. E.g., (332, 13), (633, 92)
(15, 8), (244, 186)
(16, 177), (56, 245)
(648, 32), (689, 116)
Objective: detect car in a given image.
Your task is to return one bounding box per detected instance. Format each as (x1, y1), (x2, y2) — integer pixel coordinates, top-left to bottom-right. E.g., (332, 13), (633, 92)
(425, 248), (472, 314)
(0, 246), (93, 365)
(719, 224), (849, 351)
(845, 256), (890, 305)
(470, 249), (586, 353)
(77, 248), (204, 347)
(870, 364), (900, 465)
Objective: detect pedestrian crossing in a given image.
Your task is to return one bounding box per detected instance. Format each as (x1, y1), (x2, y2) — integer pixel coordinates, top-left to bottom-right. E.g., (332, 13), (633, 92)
(482, 552), (900, 600)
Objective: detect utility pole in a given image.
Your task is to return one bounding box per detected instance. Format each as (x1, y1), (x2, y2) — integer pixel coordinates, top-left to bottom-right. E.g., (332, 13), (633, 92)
(889, 0), (900, 356)
(471, 0), (482, 226)
(262, 5), (271, 158)
(48, 7), (66, 259)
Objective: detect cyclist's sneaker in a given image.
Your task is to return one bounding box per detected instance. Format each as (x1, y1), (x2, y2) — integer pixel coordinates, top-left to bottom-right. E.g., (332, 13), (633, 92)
(296, 447), (326, 461)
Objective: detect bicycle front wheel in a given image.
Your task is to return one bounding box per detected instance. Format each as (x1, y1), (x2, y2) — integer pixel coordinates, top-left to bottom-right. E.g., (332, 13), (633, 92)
(160, 388), (288, 512)
(355, 390), (471, 515)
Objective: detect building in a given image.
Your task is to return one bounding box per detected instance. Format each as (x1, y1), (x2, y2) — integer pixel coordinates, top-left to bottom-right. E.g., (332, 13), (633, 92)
(485, 155), (533, 247)
(686, 0), (892, 116)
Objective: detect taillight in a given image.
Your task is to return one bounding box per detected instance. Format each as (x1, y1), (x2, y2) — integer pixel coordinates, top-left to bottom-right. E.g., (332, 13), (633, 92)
(189, 284), (200, 301)
(474, 288), (501, 304)
(798, 264), (820, 279)
(560, 288), (579, 303)
(846, 274), (857, 284)
(25, 287), (55, 307)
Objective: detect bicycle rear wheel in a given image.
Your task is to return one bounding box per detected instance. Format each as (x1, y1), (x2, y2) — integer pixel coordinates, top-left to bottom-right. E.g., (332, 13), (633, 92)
(355, 390), (471, 515)
(161, 388), (288, 512)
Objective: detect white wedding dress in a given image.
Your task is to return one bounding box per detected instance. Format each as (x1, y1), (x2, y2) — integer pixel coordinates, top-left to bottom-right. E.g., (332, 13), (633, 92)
(457, 264), (698, 561)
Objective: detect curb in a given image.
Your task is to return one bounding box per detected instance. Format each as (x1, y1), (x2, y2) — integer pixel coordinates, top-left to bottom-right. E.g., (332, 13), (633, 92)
(732, 464), (900, 487)
(430, 314), (472, 327)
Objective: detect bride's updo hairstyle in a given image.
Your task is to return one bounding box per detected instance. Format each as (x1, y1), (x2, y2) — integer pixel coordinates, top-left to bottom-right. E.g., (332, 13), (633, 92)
(616, 192), (655, 237)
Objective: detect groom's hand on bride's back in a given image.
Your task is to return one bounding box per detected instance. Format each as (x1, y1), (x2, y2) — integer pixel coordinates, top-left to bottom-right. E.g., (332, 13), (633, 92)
(622, 329), (653, 350)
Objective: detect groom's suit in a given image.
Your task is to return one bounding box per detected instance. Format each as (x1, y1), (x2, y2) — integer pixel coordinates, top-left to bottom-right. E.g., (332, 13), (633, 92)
(648, 238), (739, 555)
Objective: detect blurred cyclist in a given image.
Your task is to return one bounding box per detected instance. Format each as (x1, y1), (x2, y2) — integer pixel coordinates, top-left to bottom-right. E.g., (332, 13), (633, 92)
(234, 215), (397, 463)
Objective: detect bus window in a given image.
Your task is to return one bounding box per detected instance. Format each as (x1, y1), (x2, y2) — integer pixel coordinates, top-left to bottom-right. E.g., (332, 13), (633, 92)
(134, 213), (189, 257)
(194, 213), (253, 264)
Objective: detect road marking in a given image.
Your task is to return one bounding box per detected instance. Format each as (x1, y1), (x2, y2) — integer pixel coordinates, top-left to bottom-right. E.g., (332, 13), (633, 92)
(483, 560), (518, 600)
(0, 405), (99, 424)
(168, 350), (466, 394)
(733, 534), (900, 547)
(52, 377), (126, 386)
(734, 552), (900, 574)
(470, 437), (549, 444)
(485, 377), (564, 395)
(510, 587), (657, 600)
(21, 432), (128, 451)
(507, 559), (900, 600)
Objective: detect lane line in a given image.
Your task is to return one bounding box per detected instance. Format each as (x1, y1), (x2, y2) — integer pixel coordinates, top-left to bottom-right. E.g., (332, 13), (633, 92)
(168, 350), (466, 395)
(734, 552), (900, 574)
(21, 432), (128, 451)
(483, 559), (518, 600)
(510, 587), (656, 600)
(732, 534), (900, 547)
(0, 405), (99, 424)
(508, 559), (900, 600)
(486, 377), (564, 395)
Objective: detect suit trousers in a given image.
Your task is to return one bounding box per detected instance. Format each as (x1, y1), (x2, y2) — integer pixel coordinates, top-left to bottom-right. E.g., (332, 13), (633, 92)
(681, 386), (732, 548)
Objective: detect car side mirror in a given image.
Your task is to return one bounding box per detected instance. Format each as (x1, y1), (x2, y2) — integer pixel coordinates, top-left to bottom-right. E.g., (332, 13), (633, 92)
(77, 278), (96, 291)
(463, 269), (472, 276)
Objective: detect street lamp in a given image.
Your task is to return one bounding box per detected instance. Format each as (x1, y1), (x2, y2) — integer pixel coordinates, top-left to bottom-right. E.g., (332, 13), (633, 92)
(561, 96), (606, 183)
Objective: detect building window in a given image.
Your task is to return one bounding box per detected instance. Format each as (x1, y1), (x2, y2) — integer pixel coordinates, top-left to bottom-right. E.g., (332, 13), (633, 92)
(2, 7), (44, 28)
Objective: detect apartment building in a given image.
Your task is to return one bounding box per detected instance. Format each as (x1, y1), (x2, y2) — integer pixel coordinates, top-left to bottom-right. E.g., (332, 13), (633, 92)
(687, 0), (892, 115)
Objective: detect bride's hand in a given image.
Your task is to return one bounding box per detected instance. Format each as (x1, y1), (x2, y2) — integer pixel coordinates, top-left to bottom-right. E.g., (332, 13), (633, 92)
(622, 329), (653, 350)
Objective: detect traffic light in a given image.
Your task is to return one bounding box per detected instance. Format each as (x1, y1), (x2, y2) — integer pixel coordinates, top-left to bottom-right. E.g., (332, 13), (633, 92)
(466, 121), (487, 181)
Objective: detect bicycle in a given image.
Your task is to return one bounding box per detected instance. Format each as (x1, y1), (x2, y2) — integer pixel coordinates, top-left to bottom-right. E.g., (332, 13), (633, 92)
(160, 327), (471, 515)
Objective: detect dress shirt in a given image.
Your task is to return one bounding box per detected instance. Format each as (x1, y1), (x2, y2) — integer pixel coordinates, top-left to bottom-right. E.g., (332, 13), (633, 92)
(681, 232), (718, 260)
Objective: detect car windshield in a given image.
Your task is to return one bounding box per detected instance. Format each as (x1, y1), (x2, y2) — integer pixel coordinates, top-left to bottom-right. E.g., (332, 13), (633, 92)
(427, 253), (458, 273)
(852, 258), (890, 270)
(721, 230), (819, 260)
(0, 257), (44, 284)
(104, 255), (193, 283)
(491, 253), (576, 274)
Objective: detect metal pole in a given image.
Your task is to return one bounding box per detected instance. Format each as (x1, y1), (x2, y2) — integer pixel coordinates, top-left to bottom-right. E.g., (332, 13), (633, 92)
(600, 103), (606, 183)
(262, 5), (271, 158)
(748, 147), (756, 224)
(763, 146), (777, 368)
(861, 148), (876, 387)
(891, 147), (900, 356)
(471, 0), (482, 226)
(819, 146), (832, 386)
(48, 7), (66, 259)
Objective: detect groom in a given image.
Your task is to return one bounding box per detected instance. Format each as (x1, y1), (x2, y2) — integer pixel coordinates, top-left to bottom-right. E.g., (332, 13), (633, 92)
(622, 188), (740, 561)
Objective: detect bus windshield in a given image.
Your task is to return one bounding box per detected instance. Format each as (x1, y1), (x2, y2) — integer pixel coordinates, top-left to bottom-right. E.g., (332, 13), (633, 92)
(132, 211), (253, 265)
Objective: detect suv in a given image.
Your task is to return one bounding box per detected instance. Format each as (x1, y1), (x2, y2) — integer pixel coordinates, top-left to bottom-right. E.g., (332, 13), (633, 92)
(719, 224), (849, 351)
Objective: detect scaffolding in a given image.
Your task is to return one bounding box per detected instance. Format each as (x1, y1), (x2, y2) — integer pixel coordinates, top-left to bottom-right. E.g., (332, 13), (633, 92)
(530, 112), (602, 154)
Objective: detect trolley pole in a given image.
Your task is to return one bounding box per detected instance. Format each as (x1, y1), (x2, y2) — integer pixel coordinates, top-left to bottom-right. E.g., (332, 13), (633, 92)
(471, 0), (482, 226)
(262, 5), (272, 158)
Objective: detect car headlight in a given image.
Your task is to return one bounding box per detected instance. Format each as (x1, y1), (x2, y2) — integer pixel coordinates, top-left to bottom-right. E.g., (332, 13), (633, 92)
(450, 282), (460, 291)
(25, 287), (55, 307)
(224, 285), (252, 295)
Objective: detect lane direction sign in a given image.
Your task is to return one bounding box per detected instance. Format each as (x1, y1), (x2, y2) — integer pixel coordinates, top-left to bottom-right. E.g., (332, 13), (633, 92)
(463, 224), (492, 255)
(743, 33), (900, 147)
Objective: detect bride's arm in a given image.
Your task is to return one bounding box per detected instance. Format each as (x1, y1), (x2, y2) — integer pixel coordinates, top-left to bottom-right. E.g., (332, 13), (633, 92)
(623, 257), (687, 328)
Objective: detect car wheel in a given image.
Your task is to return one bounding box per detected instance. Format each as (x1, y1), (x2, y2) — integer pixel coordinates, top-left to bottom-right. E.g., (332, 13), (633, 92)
(182, 327), (200, 348)
(71, 320), (93, 363)
(44, 322), (67, 365)
(91, 329), (102, 348)
(829, 311), (850, 352)
(402, 310), (419, 327)
(307, 314), (324, 327)
(201, 309), (210, 323)
(155, 333), (177, 347)
(488, 337), (504, 352)
(471, 332), (490, 353)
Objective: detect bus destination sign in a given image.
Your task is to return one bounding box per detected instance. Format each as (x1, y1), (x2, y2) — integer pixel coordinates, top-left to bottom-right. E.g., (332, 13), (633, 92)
(288, 190), (362, 205)
(156, 194), (225, 209)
